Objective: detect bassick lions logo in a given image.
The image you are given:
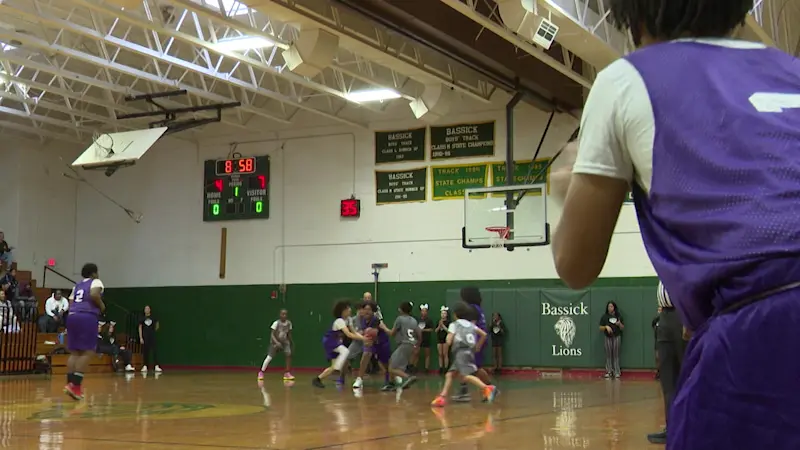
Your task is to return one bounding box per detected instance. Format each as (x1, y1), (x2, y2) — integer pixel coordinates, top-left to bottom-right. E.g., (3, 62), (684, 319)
(543, 301), (588, 357)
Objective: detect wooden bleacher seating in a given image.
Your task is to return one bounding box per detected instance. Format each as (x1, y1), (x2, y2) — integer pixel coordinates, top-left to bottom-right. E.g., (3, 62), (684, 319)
(2, 268), (143, 375)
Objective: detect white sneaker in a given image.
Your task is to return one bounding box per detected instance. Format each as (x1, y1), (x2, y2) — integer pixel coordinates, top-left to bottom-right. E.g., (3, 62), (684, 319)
(154, 365), (163, 373)
(352, 377), (363, 389)
(141, 366), (148, 373)
(125, 364), (134, 372)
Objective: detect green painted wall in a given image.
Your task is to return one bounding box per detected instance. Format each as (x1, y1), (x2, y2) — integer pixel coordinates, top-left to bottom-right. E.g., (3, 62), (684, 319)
(106, 277), (660, 370)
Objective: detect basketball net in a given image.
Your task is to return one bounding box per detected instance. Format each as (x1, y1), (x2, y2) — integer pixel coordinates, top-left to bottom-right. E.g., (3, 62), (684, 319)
(485, 226), (510, 249)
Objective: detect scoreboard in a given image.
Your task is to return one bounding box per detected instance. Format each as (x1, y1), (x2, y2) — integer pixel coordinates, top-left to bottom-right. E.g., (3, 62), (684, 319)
(203, 155), (269, 222)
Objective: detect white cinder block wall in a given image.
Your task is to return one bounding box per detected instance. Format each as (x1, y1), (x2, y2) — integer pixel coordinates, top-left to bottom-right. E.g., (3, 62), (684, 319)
(1, 101), (652, 287)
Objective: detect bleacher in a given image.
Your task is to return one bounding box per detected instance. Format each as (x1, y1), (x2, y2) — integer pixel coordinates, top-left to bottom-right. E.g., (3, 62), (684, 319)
(1, 265), (143, 375)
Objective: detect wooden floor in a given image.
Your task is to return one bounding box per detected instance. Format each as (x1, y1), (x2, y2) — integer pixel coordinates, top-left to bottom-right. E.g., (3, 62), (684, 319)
(0, 371), (668, 449)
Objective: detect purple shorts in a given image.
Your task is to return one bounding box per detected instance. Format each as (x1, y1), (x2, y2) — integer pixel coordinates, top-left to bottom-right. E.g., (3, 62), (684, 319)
(66, 312), (99, 352)
(364, 340), (391, 364)
(667, 288), (800, 450)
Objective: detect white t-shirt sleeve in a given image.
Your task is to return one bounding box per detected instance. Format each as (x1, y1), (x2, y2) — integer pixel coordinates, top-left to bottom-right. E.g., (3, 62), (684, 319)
(270, 320), (279, 330)
(573, 59), (653, 186)
(332, 318), (347, 331)
(90, 279), (105, 293)
(447, 322), (456, 334)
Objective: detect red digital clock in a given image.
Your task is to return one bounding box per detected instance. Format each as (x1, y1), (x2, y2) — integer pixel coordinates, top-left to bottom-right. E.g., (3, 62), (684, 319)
(340, 198), (361, 218)
(216, 157), (256, 175)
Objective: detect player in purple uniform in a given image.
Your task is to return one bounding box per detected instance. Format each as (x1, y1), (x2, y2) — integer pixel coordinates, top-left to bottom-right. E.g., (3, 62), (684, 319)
(453, 287), (493, 402)
(312, 300), (365, 388)
(551, 0), (800, 448)
(351, 301), (393, 391)
(64, 263), (106, 400)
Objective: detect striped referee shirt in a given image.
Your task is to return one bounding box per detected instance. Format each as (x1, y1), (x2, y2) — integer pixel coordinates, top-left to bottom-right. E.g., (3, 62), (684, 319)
(657, 281), (674, 308)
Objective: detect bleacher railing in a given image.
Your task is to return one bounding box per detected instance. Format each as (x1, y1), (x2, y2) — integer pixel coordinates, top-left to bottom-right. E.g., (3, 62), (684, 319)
(0, 303), (38, 374)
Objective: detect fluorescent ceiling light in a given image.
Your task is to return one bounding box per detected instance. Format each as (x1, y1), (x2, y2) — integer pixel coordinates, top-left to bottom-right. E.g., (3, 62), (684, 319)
(196, 0), (249, 16)
(215, 36), (274, 52)
(1, 43), (16, 51)
(345, 89), (401, 103)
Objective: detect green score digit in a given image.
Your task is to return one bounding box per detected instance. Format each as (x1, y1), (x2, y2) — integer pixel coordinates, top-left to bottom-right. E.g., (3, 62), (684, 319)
(255, 201), (263, 213)
(212, 204), (220, 216)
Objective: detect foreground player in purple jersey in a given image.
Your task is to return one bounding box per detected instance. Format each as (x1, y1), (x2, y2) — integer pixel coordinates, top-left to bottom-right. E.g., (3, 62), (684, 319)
(64, 263), (106, 400)
(551, 0), (800, 448)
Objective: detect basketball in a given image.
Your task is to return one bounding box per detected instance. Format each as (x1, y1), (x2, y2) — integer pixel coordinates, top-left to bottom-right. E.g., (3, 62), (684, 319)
(364, 328), (378, 340)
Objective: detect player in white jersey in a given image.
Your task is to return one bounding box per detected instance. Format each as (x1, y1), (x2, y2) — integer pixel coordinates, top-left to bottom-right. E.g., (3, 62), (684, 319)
(258, 309), (294, 381)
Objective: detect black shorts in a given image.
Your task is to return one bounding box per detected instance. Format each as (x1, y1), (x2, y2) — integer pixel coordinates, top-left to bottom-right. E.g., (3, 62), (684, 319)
(437, 335), (448, 344)
(420, 338), (431, 348)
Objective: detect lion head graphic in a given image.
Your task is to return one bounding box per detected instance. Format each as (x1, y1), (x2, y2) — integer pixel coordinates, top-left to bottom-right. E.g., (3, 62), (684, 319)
(554, 316), (576, 347)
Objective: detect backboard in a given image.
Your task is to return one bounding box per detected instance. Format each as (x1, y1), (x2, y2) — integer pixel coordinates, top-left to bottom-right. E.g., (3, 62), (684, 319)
(462, 183), (549, 250)
(72, 127), (168, 169)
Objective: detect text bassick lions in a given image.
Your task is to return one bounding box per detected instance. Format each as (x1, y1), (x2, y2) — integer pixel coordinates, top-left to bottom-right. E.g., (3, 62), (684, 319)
(543, 301), (589, 357)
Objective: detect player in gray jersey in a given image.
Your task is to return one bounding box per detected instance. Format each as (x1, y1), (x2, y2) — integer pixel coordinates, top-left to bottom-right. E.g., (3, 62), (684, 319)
(258, 309), (294, 381)
(431, 301), (497, 407)
(380, 301), (420, 391)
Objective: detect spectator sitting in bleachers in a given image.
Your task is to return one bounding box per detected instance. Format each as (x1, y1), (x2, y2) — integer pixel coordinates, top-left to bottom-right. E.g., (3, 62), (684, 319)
(0, 290), (19, 333)
(1, 268), (17, 308)
(41, 290), (69, 332)
(97, 321), (133, 372)
(13, 282), (37, 323)
(0, 230), (14, 272)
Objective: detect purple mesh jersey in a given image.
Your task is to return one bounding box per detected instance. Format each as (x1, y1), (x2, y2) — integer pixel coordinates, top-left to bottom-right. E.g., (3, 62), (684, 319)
(626, 42), (800, 330)
(322, 320), (345, 359)
(624, 41), (800, 450)
(70, 278), (101, 315)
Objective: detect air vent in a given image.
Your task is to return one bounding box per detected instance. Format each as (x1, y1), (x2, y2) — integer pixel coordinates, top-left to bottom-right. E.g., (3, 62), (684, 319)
(533, 18), (559, 50)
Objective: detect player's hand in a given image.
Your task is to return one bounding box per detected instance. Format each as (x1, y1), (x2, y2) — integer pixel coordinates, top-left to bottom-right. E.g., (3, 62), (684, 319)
(682, 327), (692, 341)
(140, 338), (144, 344)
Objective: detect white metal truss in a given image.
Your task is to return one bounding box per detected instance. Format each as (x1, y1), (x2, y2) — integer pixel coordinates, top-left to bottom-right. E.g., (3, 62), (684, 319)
(0, 0), (503, 143)
(438, 0), (592, 88)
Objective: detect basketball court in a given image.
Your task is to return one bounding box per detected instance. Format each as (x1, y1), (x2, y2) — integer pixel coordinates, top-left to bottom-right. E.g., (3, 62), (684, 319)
(1, 372), (666, 449)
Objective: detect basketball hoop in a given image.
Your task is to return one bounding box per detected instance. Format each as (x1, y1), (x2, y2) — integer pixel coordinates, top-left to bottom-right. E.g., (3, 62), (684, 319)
(485, 226), (510, 249)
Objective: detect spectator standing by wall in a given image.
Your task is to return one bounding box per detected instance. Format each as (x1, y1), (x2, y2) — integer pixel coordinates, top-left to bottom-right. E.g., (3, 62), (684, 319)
(435, 306), (450, 375)
(139, 305), (162, 373)
(490, 312), (507, 374)
(410, 304), (434, 373)
(599, 301), (624, 379)
(0, 230), (14, 271)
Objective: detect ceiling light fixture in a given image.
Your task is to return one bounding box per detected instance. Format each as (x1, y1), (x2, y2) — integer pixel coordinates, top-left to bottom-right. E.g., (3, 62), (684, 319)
(345, 89), (401, 103)
(215, 36), (274, 52)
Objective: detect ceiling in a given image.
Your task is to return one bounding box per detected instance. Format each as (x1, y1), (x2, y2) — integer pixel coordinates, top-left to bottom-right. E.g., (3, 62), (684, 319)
(0, 0), (595, 145)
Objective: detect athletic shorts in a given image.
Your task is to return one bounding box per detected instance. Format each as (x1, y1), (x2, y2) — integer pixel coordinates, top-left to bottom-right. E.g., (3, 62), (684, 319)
(268, 340), (291, 357)
(449, 349), (478, 377)
(347, 339), (363, 360)
(389, 344), (415, 370)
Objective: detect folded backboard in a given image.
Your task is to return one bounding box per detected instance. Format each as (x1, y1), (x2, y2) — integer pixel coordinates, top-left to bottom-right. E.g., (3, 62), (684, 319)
(72, 127), (168, 168)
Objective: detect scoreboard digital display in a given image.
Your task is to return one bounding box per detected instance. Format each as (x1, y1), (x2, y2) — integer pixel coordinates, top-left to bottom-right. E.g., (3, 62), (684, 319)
(203, 156), (269, 222)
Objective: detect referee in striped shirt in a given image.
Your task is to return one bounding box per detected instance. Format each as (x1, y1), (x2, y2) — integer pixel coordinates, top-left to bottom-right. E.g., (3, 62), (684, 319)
(647, 281), (685, 445)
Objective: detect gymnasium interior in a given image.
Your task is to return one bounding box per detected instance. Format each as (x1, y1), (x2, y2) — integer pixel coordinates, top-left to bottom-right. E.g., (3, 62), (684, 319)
(0, 0), (797, 449)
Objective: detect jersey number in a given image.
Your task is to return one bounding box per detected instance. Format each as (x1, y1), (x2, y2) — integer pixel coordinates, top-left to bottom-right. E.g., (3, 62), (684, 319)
(74, 289), (85, 303)
(406, 329), (416, 342)
(749, 93), (800, 113)
(465, 333), (476, 345)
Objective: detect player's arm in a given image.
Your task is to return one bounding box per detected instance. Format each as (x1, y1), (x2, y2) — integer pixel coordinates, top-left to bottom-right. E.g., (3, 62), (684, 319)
(382, 320), (396, 336)
(341, 324), (365, 341)
(89, 280), (105, 312)
(552, 62), (638, 289)
(474, 327), (488, 352)
(269, 321), (280, 345)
